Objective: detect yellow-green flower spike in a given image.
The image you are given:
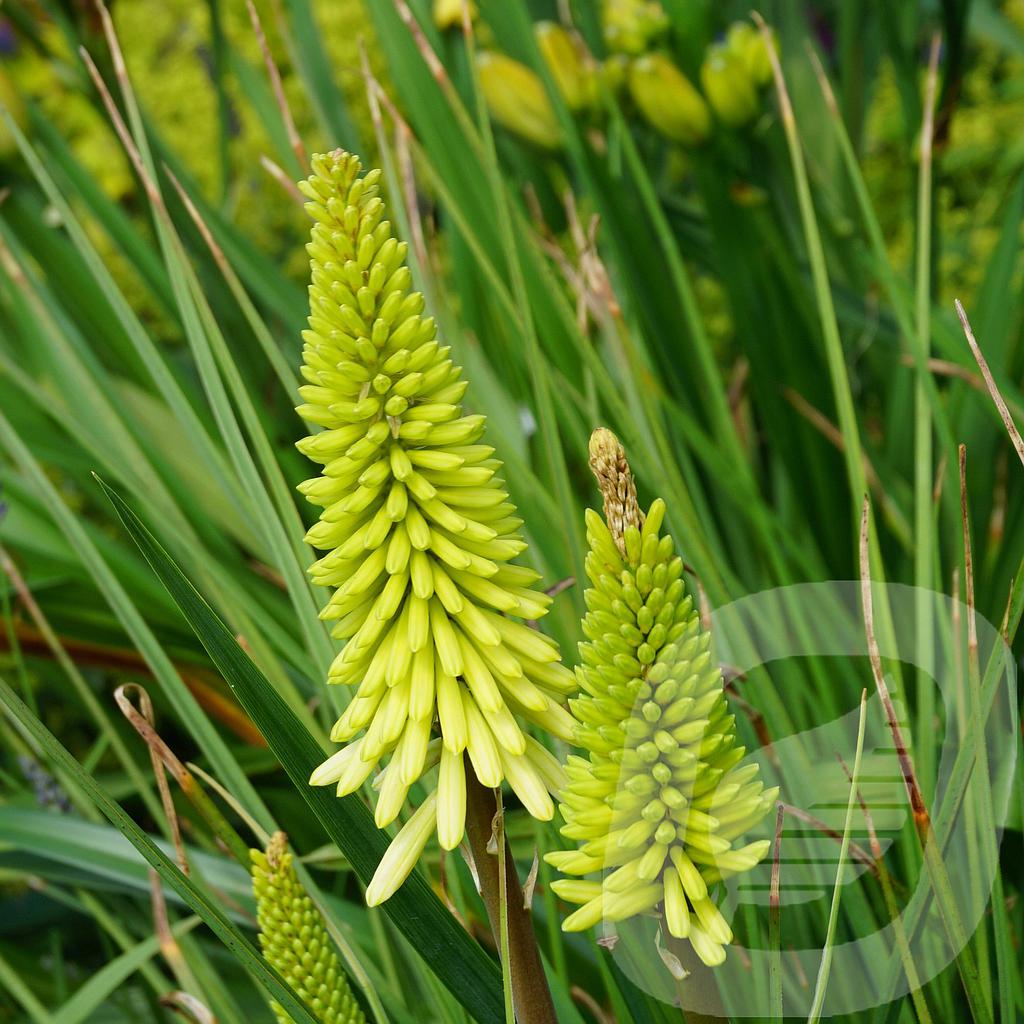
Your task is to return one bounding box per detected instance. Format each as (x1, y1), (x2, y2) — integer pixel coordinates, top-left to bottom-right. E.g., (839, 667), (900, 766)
(252, 833), (367, 1024)
(296, 150), (574, 904)
(548, 429), (776, 967)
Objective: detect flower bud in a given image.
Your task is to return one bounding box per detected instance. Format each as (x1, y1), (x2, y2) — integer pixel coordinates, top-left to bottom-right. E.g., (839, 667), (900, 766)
(602, 0), (669, 56)
(725, 21), (775, 87)
(700, 43), (759, 127)
(476, 51), (562, 149)
(252, 834), (366, 1024)
(628, 54), (710, 145)
(534, 21), (598, 112)
(432, 0), (474, 30)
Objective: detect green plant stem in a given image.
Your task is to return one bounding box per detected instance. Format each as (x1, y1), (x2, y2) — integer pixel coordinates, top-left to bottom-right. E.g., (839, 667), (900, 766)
(769, 804), (784, 1020)
(533, 820), (569, 986)
(912, 35), (940, 806)
(807, 688), (868, 1022)
(463, 762), (557, 1024)
(759, 19), (866, 517)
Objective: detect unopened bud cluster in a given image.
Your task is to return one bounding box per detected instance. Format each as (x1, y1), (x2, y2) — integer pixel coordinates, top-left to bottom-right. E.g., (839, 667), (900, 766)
(454, 4), (776, 150)
(252, 833), (366, 1024)
(548, 434), (775, 966)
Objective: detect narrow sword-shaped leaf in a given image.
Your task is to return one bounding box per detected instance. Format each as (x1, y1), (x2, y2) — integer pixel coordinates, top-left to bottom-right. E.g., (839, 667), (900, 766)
(97, 477), (506, 1024)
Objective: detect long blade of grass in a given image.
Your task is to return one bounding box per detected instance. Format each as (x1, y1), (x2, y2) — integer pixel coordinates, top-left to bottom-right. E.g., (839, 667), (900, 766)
(0, 543), (163, 824)
(51, 917), (201, 1024)
(912, 35), (941, 802)
(756, 17), (866, 515)
(0, 950), (52, 1024)
(0, 409), (270, 827)
(806, 688), (868, 1022)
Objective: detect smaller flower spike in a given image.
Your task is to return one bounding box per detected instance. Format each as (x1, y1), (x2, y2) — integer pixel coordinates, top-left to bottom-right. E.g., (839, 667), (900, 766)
(548, 429), (776, 967)
(252, 833), (367, 1024)
(296, 151), (573, 904)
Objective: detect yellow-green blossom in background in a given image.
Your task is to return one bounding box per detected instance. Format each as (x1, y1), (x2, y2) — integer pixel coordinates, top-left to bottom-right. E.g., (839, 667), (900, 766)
(701, 43), (759, 127)
(602, 0), (669, 56)
(477, 51), (563, 149)
(628, 54), (710, 145)
(534, 21), (599, 114)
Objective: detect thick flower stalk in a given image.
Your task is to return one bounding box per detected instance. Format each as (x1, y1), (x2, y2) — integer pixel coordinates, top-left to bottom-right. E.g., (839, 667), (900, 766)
(548, 429), (775, 967)
(252, 833), (366, 1024)
(296, 150), (573, 905)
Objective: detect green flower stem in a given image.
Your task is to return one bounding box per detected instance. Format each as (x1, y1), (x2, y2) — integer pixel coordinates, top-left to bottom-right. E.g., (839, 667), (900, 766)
(464, 760), (557, 1024)
(807, 688), (868, 1022)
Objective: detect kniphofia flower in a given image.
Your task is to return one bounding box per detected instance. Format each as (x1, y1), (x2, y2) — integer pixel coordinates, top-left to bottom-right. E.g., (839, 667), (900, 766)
(296, 151), (573, 905)
(252, 833), (367, 1024)
(548, 429), (775, 966)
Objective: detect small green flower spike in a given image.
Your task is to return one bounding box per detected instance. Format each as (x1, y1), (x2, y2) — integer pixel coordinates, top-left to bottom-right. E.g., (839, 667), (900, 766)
(252, 833), (367, 1024)
(548, 429), (776, 967)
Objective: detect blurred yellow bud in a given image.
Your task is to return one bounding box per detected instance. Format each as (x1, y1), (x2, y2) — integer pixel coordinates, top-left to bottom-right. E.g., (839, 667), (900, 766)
(433, 0), (474, 30)
(725, 21), (775, 87)
(628, 54), (710, 145)
(700, 44), (759, 126)
(602, 0), (669, 56)
(477, 51), (562, 149)
(534, 21), (598, 112)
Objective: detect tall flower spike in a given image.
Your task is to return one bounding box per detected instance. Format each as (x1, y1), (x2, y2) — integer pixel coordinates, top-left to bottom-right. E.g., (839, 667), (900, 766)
(548, 429), (776, 967)
(296, 151), (573, 904)
(252, 833), (367, 1024)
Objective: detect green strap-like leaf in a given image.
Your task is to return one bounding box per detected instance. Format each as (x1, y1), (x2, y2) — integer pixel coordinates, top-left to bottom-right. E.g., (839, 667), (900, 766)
(97, 476), (506, 1024)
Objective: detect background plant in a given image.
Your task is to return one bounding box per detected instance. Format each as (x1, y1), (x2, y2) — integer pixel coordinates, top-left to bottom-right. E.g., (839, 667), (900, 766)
(1, 1), (1023, 1022)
